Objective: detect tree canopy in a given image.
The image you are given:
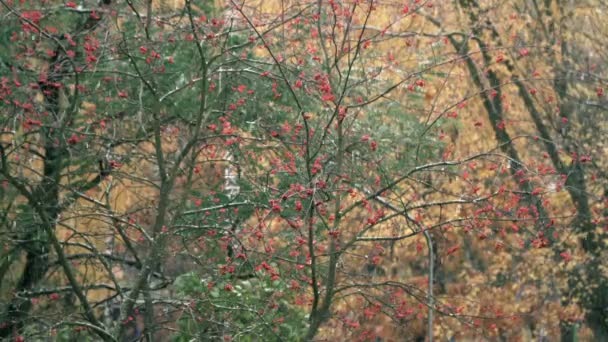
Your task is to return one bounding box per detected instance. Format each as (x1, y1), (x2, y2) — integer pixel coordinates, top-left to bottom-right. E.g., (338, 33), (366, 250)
(0, 0), (606, 341)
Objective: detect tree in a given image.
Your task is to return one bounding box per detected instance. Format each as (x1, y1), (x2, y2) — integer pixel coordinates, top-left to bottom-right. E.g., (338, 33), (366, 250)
(0, 0), (605, 341)
(425, 0), (607, 339)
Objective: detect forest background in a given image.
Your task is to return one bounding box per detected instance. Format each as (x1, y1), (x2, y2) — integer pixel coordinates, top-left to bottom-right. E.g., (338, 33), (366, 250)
(0, 0), (607, 341)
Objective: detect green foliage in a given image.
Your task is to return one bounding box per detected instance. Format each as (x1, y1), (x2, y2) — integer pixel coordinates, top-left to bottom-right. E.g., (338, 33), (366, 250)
(173, 271), (307, 341)
(364, 103), (444, 166)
